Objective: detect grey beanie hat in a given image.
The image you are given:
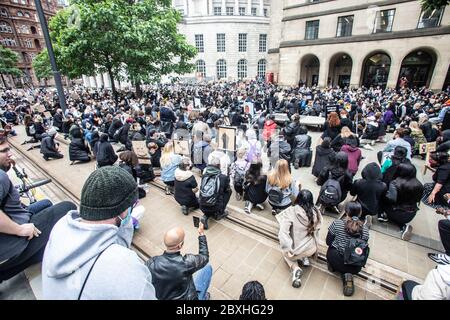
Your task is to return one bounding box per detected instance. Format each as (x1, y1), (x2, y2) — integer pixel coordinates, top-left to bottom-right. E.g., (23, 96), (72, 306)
(80, 166), (138, 221)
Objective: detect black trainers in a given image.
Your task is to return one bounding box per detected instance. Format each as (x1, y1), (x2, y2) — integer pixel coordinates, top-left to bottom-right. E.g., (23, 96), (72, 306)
(201, 216), (209, 230)
(377, 213), (388, 222)
(181, 206), (188, 215)
(343, 273), (354, 297)
(427, 253), (450, 265)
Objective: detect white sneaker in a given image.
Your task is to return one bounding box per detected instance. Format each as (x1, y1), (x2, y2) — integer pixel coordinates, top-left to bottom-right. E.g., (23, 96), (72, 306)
(302, 257), (310, 267)
(363, 144), (374, 151)
(291, 268), (303, 288)
(401, 224), (413, 241)
(256, 203), (265, 210)
(364, 215), (372, 228)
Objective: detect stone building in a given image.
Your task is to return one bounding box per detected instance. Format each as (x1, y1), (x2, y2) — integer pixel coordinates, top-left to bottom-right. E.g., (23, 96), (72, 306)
(0, 0), (66, 88)
(173, 0), (271, 81)
(268, 0), (450, 91)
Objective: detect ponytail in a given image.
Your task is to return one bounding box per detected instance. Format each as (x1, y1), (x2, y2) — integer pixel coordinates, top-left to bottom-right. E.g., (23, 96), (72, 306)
(344, 202), (363, 236)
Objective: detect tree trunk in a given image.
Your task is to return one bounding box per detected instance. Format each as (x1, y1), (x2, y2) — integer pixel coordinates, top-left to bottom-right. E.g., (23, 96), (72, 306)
(0, 74), (6, 88)
(135, 81), (142, 98)
(107, 67), (118, 107)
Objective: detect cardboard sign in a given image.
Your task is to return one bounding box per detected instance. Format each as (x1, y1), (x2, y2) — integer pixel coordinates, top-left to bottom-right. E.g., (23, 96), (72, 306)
(194, 97), (201, 108)
(419, 142), (436, 155)
(132, 140), (151, 165)
(244, 101), (254, 117)
(217, 126), (236, 152)
(173, 139), (190, 156)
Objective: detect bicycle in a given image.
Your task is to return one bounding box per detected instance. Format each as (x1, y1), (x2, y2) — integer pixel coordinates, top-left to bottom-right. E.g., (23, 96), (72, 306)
(12, 163), (52, 204)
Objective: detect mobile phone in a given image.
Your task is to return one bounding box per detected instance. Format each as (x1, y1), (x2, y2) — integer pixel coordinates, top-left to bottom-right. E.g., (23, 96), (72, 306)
(193, 216), (200, 228)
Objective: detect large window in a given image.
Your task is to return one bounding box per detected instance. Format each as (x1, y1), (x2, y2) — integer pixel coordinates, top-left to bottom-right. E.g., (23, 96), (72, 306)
(226, 7), (234, 16)
(417, 7), (443, 29)
(216, 59), (227, 79)
(214, 7), (222, 16)
(237, 59), (247, 79)
(24, 39), (32, 48)
(0, 8), (8, 17)
(239, 7), (245, 16)
(0, 38), (17, 47)
(238, 33), (247, 52)
(373, 9), (395, 33)
(336, 15), (353, 37)
(196, 60), (206, 77)
(195, 34), (204, 53)
(17, 11), (23, 17)
(259, 34), (267, 52)
(217, 33), (225, 52)
(305, 20), (319, 40)
(257, 59), (267, 79)
(0, 21), (12, 33)
(264, 8), (268, 17)
(251, 8), (257, 16)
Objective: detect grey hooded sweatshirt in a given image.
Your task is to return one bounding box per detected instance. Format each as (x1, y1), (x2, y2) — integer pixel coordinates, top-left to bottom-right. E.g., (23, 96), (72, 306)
(42, 210), (157, 300)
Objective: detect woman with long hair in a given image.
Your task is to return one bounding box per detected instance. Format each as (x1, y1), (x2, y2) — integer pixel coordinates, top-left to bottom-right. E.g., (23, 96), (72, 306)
(331, 126), (358, 152)
(326, 201), (370, 297)
(409, 121), (427, 156)
(160, 141), (182, 195)
(384, 163), (423, 240)
(277, 190), (322, 288)
(422, 151), (450, 209)
(243, 160), (268, 214)
(321, 112), (342, 141)
(266, 159), (300, 215)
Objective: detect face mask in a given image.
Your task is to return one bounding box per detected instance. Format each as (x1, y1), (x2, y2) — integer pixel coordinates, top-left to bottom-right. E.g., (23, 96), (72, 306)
(116, 207), (134, 247)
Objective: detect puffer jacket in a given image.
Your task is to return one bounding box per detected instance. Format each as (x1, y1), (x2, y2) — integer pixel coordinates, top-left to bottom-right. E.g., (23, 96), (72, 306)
(147, 235), (209, 300)
(263, 120), (277, 141)
(69, 135), (90, 162)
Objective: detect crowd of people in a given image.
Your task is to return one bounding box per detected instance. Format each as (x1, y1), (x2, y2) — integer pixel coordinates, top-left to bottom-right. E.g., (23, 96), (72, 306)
(1, 80), (449, 300)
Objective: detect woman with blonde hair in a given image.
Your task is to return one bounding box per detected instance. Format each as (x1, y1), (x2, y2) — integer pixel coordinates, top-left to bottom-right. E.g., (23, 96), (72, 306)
(409, 121), (427, 156)
(266, 159), (300, 215)
(331, 126), (359, 152)
(160, 141), (182, 195)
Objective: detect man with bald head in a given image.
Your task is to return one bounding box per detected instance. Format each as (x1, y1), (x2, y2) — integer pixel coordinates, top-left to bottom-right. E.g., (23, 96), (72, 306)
(147, 222), (212, 300)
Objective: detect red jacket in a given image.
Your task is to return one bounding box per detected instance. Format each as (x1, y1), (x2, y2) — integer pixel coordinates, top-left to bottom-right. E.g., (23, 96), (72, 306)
(263, 120), (277, 141)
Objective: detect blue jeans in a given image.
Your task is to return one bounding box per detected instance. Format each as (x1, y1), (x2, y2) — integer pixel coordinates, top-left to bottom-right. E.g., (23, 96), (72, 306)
(193, 264), (212, 300)
(28, 199), (53, 214)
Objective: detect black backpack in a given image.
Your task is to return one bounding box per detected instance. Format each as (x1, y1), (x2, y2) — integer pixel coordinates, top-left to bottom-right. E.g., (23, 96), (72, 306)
(233, 163), (248, 189)
(319, 172), (342, 206)
(199, 174), (221, 208)
(268, 186), (284, 205)
(344, 236), (370, 267)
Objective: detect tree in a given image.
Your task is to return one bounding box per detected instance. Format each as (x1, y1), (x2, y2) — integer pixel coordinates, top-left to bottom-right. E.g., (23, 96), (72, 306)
(32, 49), (53, 86)
(49, 0), (196, 100)
(0, 46), (21, 88)
(420, 0), (449, 10)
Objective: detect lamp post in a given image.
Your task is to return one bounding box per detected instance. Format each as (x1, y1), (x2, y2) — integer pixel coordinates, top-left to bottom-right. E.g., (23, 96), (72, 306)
(34, 0), (67, 116)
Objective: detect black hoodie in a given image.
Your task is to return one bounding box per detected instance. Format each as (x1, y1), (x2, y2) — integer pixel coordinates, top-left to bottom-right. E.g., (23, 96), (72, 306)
(351, 163), (387, 216)
(312, 145), (336, 177)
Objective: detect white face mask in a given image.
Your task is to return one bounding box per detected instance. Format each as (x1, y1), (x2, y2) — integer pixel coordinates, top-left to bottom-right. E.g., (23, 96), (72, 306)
(116, 208), (134, 248)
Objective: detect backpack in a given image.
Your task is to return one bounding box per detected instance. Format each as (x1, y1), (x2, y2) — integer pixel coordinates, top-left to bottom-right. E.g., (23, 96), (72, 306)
(268, 186), (284, 205)
(344, 236), (370, 267)
(246, 141), (259, 163)
(319, 172), (342, 206)
(113, 127), (123, 142)
(199, 174), (221, 208)
(233, 162), (249, 189)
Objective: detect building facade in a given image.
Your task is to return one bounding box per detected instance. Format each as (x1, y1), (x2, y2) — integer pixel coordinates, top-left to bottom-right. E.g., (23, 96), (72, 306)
(268, 0), (450, 91)
(173, 0), (271, 81)
(0, 0), (66, 87)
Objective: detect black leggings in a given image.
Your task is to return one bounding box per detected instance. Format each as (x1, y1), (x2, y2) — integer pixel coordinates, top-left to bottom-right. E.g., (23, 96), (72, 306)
(439, 219), (450, 255)
(326, 247), (362, 275)
(384, 206), (417, 230)
(0, 201), (77, 282)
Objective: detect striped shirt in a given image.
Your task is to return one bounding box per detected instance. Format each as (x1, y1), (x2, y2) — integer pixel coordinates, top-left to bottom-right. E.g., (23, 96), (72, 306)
(328, 219), (370, 255)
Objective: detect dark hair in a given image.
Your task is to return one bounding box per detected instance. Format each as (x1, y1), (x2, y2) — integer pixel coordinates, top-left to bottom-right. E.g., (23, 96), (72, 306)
(298, 125), (308, 135)
(0, 135), (7, 145)
(431, 151), (449, 166)
(245, 161), (265, 184)
(239, 281), (266, 300)
(344, 201), (363, 236)
(294, 190), (319, 236)
(321, 137), (332, 148)
(334, 151), (348, 170)
(394, 163), (424, 203)
(100, 133), (109, 142)
(395, 128), (405, 138)
(119, 151), (139, 167)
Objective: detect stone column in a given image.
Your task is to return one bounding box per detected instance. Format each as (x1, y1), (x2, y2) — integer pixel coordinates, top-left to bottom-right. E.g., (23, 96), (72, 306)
(103, 73), (112, 88)
(222, 0), (226, 15)
(96, 74), (104, 88)
(350, 55), (363, 88)
(318, 57), (329, 88)
(235, 0), (239, 15)
(247, 0), (251, 15)
(208, 0), (213, 15)
(82, 75), (90, 87)
(259, 0), (264, 16)
(387, 57), (401, 89)
(184, 0), (188, 16)
(429, 53), (449, 91)
(89, 76), (97, 88)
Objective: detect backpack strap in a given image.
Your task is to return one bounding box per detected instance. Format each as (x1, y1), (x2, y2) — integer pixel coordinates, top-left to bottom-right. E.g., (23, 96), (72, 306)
(78, 244), (113, 300)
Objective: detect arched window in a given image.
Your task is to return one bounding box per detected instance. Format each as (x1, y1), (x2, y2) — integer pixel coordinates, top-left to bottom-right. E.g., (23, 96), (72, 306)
(0, 21), (13, 33)
(257, 59), (266, 79)
(1, 38), (17, 47)
(24, 39), (33, 48)
(24, 12), (30, 18)
(362, 52), (391, 88)
(216, 59), (227, 79)
(237, 59), (247, 79)
(17, 11), (23, 17)
(30, 26), (37, 34)
(34, 39), (41, 49)
(196, 60), (206, 77)
(21, 0), (28, 5)
(0, 8), (8, 17)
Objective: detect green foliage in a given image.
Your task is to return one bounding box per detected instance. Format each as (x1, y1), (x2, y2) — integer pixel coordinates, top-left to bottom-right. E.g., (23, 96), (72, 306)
(49, 0), (197, 91)
(0, 46), (21, 77)
(32, 49), (53, 81)
(420, 0), (449, 10)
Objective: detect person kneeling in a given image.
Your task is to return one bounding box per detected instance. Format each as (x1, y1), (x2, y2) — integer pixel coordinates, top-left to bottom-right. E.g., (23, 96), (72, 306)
(174, 158), (199, 215)
(40, 127), (64, 161)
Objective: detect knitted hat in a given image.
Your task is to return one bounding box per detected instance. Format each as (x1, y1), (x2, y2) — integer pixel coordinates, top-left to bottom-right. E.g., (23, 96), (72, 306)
(80, 166), (138, 221)
(47, 127), (57, 137)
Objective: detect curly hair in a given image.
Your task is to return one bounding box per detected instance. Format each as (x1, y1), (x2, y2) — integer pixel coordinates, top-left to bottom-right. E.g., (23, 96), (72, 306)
(239, 281), (266, 300)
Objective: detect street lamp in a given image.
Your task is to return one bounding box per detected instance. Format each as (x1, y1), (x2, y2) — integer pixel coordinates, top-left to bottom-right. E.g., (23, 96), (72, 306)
(34, 0), (67, 116)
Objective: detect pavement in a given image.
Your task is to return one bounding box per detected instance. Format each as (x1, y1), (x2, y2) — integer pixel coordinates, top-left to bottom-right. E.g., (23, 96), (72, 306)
(2, 124), (445, 300)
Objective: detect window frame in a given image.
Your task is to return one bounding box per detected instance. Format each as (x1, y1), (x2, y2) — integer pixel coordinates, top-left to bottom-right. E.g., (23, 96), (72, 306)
(239, 7), (246, 16)
(226, 7), (234, 16)
(213, 7), (222, 16)
(259, 34), (267, 53)
(251, 7), (257, 16)
(238, 33), (247, 52)
(305, 20), (320, 40)
(217, 33), (226, 53)
(0, 21), (13, 33)
(336, 15), (354, 38)
(257, 59), (267, 79)
(196, 60), (206, 77)
(194, 34), (204, 53)
(417, 7), (444, 29)
(237, 59), (248, 79)
(216, 59), (227, 79)
(373, 9), (396, 34)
